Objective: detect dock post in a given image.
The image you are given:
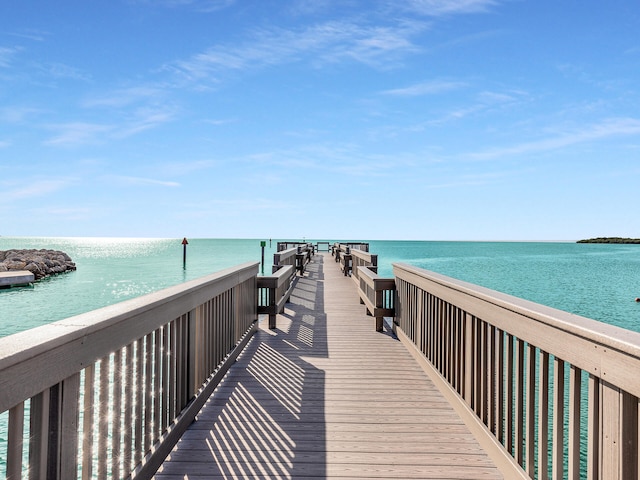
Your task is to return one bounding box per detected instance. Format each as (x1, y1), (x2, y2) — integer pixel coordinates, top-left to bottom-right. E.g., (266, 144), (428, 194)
(182, 238), (188, 267)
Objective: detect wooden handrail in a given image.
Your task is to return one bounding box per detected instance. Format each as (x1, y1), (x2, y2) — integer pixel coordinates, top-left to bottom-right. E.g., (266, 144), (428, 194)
(273, 244), (313, 275)
(257, 265), (297, 329)
(356, 266), (395, 332)
(393, 262), (640, 479)
(0, 262), (259, 480)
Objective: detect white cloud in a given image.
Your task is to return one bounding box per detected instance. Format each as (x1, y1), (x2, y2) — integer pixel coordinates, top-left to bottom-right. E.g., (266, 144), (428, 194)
(114, 108), (176, 138)
(106, 175), (181, 187)
(466, 117), (640, 161)
(44, 122), (114, 146)
(0, 106), (44, 123)
(83, 86), (168, 108)
(44, 107), (175, 146)
(399, 0), (500, 16)
(170, 19), (427, 81)
(382, 80), (467, 96)
(133, 0), (235, 12)
(0, 46), (21, 68)
(40, 62), (91, 81)
(3, 178), (75, 201)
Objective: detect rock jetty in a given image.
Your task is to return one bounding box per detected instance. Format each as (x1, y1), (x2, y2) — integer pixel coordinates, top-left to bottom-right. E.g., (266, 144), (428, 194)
(0, 249), (76, 280)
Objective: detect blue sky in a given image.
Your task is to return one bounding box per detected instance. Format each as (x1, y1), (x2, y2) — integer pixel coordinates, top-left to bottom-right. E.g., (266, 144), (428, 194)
(1, 0), (639, 241)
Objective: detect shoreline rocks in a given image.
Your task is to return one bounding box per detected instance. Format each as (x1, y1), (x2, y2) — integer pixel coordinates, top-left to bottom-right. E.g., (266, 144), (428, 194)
(0, 249), (76, 280)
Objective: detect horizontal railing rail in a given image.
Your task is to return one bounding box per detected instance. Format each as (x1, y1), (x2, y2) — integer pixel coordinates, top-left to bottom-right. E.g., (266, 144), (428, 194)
(356, 266), (395, 332)
(332, 243), (354, 276)
(0, 262), (259, 480)
(350, 248), (378, 279)
(273, 244), (313, 275)
(393, 262), (640, 480)
(257, 265), (297, 329)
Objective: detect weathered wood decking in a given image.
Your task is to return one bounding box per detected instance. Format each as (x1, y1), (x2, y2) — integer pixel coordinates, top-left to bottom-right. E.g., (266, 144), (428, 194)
(154, 253), (503, 479)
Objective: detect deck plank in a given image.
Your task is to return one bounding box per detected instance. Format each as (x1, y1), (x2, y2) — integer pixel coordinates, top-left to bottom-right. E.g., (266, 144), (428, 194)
(153, 252), (503, 479)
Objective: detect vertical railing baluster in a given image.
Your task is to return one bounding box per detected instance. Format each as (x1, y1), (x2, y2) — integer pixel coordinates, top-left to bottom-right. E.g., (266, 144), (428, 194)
(515, 338), (525, 465)
(97, 356), (110, 480)
(134, 339), (144, 466)
(7, 403), (24, 480)
(154, 328), (162, 443)
(568, 366), (582, 479)
(587, 375), (602, 480)
(496, 329), (505, 443)
(488, 325), (496, 433)
(123, 344), (133, 476)
(112, 349), (123, 480)
(621, 392), (638, 480)
(82, 364), (95, 480)
(59, 373), (80, 480)
(538, 350), (550, 480)
(552, 358), (565, 480)
(526, 344), (536, 477)
(162, 325), (169, 434)
(29, 390), (49, 480)
(506, 334), (515, 456)
(168, 319), (177, 424)
(144, 334), (153, 453)
(464, 313), (473, 407)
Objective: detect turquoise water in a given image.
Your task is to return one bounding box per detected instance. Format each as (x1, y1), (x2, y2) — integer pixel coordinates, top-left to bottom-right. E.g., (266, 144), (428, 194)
(2, 237), (640, 478)
(1, 237), (640, 337)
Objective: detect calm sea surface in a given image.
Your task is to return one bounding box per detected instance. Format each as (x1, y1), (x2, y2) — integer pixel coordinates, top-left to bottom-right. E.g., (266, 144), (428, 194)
(2, 237), (640, 337)
(2, 237), (640, 476)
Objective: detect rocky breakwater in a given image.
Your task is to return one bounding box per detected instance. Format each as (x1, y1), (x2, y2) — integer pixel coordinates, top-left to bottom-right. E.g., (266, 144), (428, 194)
(0, 249), (76, 280)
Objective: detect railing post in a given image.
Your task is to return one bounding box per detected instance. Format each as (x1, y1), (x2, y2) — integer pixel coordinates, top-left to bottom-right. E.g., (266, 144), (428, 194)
(269, 284), (276, 329)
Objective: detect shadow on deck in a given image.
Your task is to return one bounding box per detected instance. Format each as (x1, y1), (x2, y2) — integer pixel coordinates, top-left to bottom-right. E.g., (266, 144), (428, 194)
(154, 253), (503, 479)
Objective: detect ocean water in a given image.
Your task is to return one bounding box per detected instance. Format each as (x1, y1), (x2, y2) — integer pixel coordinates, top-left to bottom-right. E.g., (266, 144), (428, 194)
(2, 237), (640, 478)
(1, 237), (640, 337)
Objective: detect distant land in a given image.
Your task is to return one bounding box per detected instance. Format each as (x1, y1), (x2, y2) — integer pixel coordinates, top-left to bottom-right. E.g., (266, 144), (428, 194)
(577, 237), (640, 244)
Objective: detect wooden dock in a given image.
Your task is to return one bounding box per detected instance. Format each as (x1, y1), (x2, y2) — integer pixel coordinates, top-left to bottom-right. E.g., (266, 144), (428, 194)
(0, 270), (34, 288)
(154, 253), (503, 479)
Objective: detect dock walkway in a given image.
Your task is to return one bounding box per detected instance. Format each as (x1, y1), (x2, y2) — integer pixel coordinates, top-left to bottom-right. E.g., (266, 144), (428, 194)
(154, 253), (503, 479)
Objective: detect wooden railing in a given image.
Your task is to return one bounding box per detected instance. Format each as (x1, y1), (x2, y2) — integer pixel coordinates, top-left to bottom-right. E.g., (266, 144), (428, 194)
(0, 262), (259, 480)
(331, 243), (358, 276)
(273, 243), (313, 275)
(356, 267), (395, 332)
(257, 265), (297, 329)
(393, 262), (640, 480)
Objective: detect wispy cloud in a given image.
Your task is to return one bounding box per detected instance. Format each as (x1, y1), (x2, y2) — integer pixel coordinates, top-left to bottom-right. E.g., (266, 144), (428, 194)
(0, 106), (45, 124)
(38, 62), (91, 81)
(399, 0), (500, 16)
(382, 79), (467, 96)
(0, 140), (10, 148)
(169, 19), (426, 81)
(106, 175), (181, 187)
(0, 46), (22, 68)
(159, 159), (217, 176)
(83, 86), (168, 108)
(132, 0), (235, 12)
(44, 107), (175, 146)
(41, 206), (92, 221)
(3, 178), (75, 201)
(115, 107), (177, 138)
(466, 117), (640, 161)
(44, 122), (114, 146)
(6, 29), (48, 42)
